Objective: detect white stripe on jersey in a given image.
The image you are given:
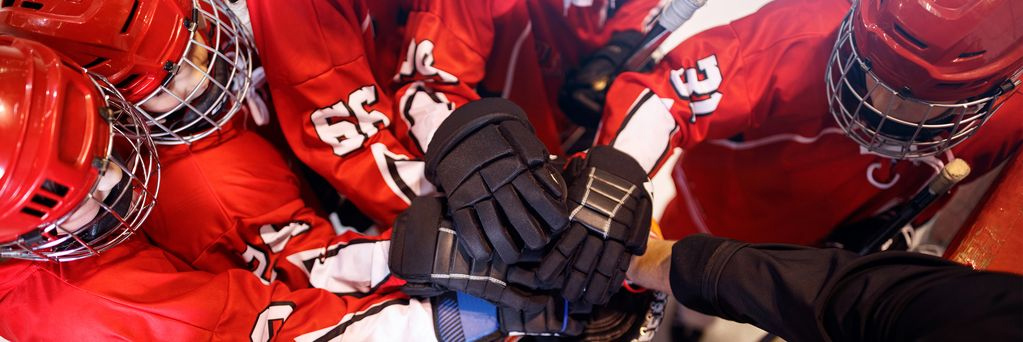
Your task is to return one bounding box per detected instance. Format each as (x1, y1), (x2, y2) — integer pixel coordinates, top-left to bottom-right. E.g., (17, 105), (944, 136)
(294, 298), (437, 342)
(286, 240), (392, 294)
(612, 89), (679, 173)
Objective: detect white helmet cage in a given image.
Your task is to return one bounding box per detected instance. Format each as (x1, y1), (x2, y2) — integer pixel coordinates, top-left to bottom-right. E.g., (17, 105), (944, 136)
(130, 0), (256, 145)
(0, 74), (161, 262)
(825, 5), (1014, 159)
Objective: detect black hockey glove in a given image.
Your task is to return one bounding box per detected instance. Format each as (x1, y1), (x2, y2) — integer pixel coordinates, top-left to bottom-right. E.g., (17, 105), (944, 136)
(510, 146), (652, 307)
(389, 195), (551, 313)
(424, 98), (569, 264)
(559, 30), (645, 129)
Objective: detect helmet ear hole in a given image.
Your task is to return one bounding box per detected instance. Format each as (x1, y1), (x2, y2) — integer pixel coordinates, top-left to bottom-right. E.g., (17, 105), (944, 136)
(956, 50), (986, 61)
(30, 195), (58, 208)
(119, 0), (140, 33)
(41, 180), (71, 197)
(19, 1), (41, 10)
(20, 207), (46, 218)
(892, 23), (927, 49)
(114, 73), (140, 89)
(81, 57), (108, 69)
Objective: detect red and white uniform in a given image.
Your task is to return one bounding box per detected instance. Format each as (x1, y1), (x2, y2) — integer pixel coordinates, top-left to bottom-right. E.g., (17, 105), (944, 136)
(143, 0), (418, 288)
(144, 0), (416, 308)
(147, 120), (396, 293)
(247, 0), (662, 226)
(4, 119), (440, 341)
(246, 0), (430, 226)
(0, 237), (436, 341)
(596, 0), (1023, 243)
(393, 0), (664, 156)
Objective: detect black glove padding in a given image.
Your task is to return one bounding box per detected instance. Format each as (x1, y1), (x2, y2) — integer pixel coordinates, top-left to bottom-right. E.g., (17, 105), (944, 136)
(510, 146), (652, 307)
(558, 30), (645, 129)
(424, 98), (569, 264)
(499, 296), (585, 337)
(389, 195), (551, 313)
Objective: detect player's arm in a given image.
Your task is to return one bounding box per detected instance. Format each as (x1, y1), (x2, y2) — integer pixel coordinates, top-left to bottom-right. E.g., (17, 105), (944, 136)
(630, 234), (1023, 342)
(246, 0), (429, 225)
(394, 2), (573, 264)
(0, 241), (438, 342)
(594, 23), (762, 176)
(391, 0), (498, 154)
(221, 269), (437, 342)
(233, 200), (403, 295)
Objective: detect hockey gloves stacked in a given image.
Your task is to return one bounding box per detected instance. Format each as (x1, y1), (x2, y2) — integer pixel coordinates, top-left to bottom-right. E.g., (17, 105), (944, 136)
(390, 195), (551, 312)
(511, 146), (653, 309)
(392, 97), (652, 335)
(423, 98), (569, 264)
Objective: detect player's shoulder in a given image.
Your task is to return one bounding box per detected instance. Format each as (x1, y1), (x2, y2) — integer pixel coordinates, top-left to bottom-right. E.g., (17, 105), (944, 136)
(727, 0), (850, 57)
(665, 0), (850, 64)
(246, 0), (371, 85)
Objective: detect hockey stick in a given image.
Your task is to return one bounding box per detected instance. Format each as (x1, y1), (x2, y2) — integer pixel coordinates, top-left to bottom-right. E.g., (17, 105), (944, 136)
(621, 0), (709, 72)
(858, 158), (971, 255)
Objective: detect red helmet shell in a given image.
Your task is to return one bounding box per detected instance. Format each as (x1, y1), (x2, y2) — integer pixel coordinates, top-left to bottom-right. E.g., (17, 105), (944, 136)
(854, 0), (1023, 101)
(0, 36), (111, 243)
(0, 0), (194, 103)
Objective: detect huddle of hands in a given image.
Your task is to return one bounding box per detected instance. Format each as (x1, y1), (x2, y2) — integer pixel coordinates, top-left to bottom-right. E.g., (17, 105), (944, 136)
(388, 99), (653, 336)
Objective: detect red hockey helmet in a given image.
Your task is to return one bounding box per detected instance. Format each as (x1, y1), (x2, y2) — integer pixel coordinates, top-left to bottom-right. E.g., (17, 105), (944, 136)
(0, 0), (255, 144)
(0, 37), (160, 261)
(826, 0), (1023, 158)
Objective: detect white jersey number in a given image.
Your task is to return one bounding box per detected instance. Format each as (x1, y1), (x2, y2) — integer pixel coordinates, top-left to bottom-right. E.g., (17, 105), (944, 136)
(395, 39), (458, 83)
(669, 55), (723, 122)
(243, 222), (314, 284)
(312, 86), (391, 156)
(251, 302), (296, 342)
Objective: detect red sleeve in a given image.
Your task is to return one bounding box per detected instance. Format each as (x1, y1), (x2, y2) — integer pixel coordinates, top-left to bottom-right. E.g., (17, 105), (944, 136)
(0, 239), (436, 341)
(594, 23), (753, 174)
(525, 0), (663, 71)
(594, 1), (840, 175)
(390, 0), (493, 154)
(148, 128), (403, 294)
(392, 0), (567, 154)
(246, 0), (430, 225)
(573, 0), (663, 46)
(599, 0), (663, 34)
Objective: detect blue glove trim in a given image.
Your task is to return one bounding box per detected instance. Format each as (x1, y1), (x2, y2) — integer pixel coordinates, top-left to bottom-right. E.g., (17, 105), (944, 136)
(455, 292), (499, 341)
(560, 298), (570, 333)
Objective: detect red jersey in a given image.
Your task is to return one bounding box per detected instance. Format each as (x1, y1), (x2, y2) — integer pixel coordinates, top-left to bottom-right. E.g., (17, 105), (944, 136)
(393, 0), (663, 156)
(247, 0), (430, 226)
(595, 0), (1023, 244)
(148, 123), (399, 294)
(6, 122), (440, 340)
(0, 238), (436, 341)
